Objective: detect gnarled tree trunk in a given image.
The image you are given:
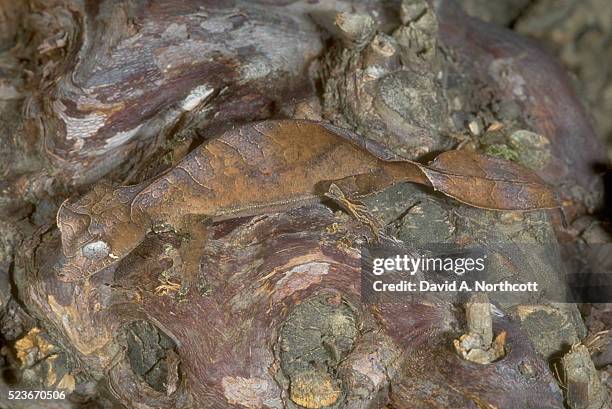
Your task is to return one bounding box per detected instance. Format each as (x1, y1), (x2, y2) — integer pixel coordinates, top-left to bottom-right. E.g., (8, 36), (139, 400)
(0, 1), (609, 408)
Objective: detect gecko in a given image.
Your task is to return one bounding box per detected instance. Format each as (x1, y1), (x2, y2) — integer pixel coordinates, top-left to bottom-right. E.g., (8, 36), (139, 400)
(54, 120), (556, 297)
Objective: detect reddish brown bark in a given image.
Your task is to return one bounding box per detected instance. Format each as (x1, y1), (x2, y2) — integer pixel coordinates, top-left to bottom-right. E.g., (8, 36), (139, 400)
(1, 1), (608, 408)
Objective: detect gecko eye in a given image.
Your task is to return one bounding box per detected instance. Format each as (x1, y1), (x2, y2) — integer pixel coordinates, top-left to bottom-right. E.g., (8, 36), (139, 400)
(82, 240), (111, 260)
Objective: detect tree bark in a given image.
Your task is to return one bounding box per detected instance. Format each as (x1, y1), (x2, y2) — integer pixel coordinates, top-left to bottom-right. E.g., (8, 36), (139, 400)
(1, 1), (609, 408)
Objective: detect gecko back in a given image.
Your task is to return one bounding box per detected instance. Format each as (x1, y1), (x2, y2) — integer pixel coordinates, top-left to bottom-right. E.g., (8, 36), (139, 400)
(127, 120), (408, 223)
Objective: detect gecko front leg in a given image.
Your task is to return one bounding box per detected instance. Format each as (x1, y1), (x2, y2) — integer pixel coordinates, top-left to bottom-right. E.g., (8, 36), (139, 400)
(179, 214), (211, 299)
(158, 214), (210, 300)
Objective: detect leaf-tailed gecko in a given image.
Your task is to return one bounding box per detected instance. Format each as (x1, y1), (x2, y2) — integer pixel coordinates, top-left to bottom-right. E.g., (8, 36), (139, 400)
(54, 120), (556, 296)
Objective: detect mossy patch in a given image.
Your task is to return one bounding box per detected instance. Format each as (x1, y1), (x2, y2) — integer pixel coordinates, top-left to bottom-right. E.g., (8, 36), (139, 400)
(484, 143), (520, 162)
(278, 294), (358, 408)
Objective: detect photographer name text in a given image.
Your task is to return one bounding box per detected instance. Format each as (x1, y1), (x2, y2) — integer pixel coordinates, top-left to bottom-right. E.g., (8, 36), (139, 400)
(369, 254), (539, 293)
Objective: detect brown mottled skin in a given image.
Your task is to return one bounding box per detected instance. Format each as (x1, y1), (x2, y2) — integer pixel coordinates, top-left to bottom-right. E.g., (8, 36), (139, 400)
(54, 120), (556, 294)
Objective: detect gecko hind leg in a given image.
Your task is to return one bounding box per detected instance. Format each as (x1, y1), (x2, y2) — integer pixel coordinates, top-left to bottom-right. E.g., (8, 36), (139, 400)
(324, 182), (384, 240)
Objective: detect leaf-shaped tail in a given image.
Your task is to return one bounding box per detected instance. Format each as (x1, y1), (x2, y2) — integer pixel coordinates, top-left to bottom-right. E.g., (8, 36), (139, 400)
(415, 151), (558, 211)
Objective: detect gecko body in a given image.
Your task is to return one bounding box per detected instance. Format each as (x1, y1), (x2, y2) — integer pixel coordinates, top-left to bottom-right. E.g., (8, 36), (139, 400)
(54, 120), (420, 289)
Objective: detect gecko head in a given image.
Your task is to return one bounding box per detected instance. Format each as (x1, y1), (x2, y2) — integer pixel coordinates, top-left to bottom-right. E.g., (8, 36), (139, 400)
(53, 240), (120, 282)
(54, 186), (143, 282)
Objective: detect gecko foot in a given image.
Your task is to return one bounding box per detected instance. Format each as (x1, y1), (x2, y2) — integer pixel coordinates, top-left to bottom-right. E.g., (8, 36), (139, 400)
(176, 276), (192, 301)
(156, 259), (205, 301)
(324, 183), (384, 239)
(175, 264), (210, 300)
